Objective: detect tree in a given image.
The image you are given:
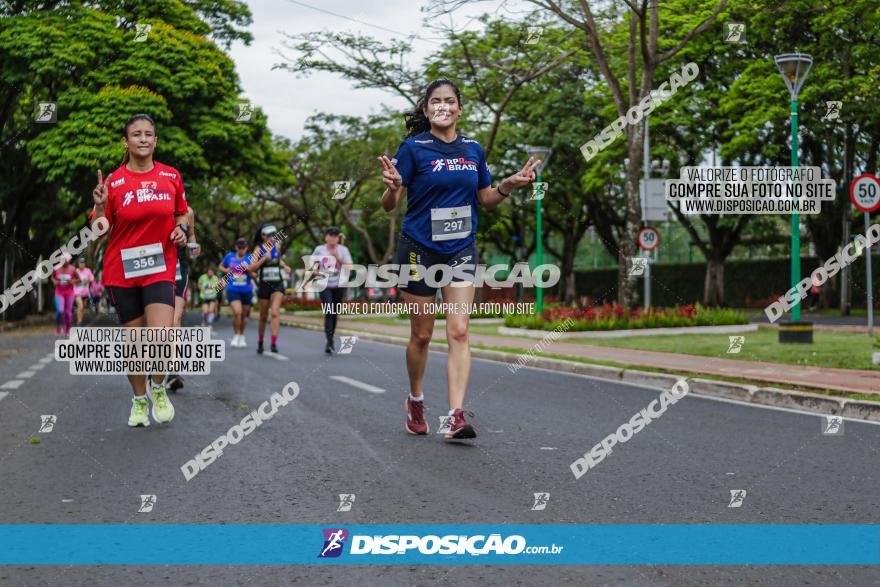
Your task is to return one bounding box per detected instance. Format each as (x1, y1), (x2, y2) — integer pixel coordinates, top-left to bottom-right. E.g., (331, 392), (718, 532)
(0, 2), (287, 317)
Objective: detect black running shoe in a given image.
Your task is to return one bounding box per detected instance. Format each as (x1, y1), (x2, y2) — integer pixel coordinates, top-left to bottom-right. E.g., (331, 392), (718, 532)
(257, 340), (264, 354)
(167, 374), (184, 392)
(270, 343), (278, 353)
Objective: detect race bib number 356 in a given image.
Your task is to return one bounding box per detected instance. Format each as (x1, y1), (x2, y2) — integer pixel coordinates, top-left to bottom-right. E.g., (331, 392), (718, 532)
(121, 243), (166, 279)
(431, 205), (472, 242)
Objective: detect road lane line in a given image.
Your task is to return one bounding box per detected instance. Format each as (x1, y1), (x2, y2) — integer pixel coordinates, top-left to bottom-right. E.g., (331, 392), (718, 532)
(39, 357), (53, 364)
(0, 380), (24, 390)
(16, 371), (36, 378)
(263, 352), (290, 362)
(329, 375), (386, 394)
(30, 363), (45, 371)
(0, 392), (7, 403)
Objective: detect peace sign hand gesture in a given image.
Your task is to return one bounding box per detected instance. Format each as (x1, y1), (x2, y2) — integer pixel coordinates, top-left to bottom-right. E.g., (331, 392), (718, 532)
(377, 155), (402, 191)
(93, 170), (108, 207)
(503, 157), (542, 191)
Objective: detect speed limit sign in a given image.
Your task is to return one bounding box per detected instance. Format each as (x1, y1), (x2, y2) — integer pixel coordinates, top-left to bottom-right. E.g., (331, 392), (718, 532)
(850, 173), (880, 212)
(637, 226), (660, 251)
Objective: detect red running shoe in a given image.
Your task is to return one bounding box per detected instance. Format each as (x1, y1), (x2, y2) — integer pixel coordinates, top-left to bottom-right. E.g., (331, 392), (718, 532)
(405, 397), (429, 435)
(444, 409), (476, 440)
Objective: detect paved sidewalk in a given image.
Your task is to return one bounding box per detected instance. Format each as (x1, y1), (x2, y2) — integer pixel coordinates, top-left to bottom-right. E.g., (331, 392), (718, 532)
(283, 315), (880, 396)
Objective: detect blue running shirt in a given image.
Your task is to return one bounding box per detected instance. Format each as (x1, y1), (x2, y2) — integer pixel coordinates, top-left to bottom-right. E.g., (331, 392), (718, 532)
(393, 132), (492, 254)
(222, 251), (253, 292)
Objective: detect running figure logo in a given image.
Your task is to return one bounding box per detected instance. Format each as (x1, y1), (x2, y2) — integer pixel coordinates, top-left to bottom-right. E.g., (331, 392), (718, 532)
(628, 257), (648, 277)
(822, 101), (842, 122)
(525, 26), (542, 45)
(138, 494), (157, 513)
(337, 494), (355, 512)
(235, 103), (254, 122)
(530, 181), (547, 201)
(332, 181), (351, 200)
(431, 159), (446, 173)
(337, 337), (357, 355)
(34, 102), (57, 123)
(727, 336), (745, 354)
(822, 415), (844, 436)
(727, 490), (746, 508)
(133, 23), (152, 42)
(38, 415), (56, 433)
(123, 193), (135, 207)
(437, 416), (453, 435)
(723, 23), (746, 43)
(318, 528), (349, 558)
(531, 492), (550, 511)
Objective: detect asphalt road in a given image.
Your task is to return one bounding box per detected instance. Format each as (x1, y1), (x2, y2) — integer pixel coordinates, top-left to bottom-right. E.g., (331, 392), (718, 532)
(1, 311), (879, 585)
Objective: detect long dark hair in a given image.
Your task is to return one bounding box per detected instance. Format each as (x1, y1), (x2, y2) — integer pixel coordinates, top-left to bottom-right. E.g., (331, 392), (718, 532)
(404, 79), (462, 139)
(121, 113), (156, 165)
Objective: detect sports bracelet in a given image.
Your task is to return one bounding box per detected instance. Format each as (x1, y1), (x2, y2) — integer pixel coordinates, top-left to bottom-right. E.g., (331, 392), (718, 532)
(497, 184), (511, 198)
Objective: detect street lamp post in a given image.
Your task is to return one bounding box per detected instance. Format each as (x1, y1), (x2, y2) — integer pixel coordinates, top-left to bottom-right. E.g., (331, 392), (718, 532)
(524, 145), (552, 315)
(349, 209), (364, 299)
(774, 52), (813, 343)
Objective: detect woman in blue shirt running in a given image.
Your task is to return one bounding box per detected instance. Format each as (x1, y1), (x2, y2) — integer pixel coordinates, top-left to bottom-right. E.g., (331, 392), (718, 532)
(220, 237), (255, 349)
(378, 78), (540, 441)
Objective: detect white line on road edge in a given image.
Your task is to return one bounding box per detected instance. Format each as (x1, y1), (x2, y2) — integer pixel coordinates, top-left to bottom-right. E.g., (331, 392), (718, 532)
(329, 375), (386, 394)
(16, 371), (35, 378)
(263, 352), (290, 362)
(0, 392), (7, 403)
(39, 357), (53, 364)
(0, 380), (23, 390)
(30, 363), (45, 370)
(289, 329), (880, 426)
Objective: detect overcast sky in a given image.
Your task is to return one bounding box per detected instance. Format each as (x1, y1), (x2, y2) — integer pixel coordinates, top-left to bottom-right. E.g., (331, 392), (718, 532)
(227, 0), (529, 141)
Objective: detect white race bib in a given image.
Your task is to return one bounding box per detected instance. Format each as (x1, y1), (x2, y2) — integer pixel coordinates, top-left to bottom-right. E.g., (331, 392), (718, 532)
(121, 243), (166, 279)
(430, 205), (472, 241)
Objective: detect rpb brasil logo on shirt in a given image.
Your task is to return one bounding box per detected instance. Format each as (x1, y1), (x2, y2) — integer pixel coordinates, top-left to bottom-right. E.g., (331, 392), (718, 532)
(431, 157), (478, 173)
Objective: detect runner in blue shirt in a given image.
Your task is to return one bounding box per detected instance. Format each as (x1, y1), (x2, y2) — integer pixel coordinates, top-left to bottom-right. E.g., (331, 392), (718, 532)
(220, 237), (254, 348)
(378, 78), (540, 441)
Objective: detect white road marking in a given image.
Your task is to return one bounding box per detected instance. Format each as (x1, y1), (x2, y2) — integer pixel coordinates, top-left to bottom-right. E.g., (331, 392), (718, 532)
(329, 375), (385, 394)
(539, 447), (558, 450)
(0, 380), (23, 389)
(0, 392), (7, 403)
(30, 363), (45, 371)
(39, 357), (53, 364)
(16, 371), (36, 378)
(263, 352), (289, 362)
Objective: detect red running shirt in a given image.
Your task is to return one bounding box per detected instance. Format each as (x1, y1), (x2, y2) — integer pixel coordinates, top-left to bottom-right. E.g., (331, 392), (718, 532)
(97, 162), (187, 287)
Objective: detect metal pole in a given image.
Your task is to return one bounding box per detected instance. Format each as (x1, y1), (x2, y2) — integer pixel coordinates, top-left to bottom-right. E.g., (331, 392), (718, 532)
(643, 116), (651, 309)
(536, 174), (544, 314)
(867, 213), (874, 336)
(790, 98), (802, 322)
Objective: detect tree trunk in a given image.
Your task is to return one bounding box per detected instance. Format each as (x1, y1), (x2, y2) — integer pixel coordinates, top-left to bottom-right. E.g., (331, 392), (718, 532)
(619, 121), (645, 308)
(703, 257), (725, 306)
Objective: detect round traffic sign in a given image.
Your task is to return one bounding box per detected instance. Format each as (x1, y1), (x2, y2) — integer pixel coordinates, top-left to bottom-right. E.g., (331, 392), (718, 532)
(637, 226), (660, 251)
(850, 173), (880, 212)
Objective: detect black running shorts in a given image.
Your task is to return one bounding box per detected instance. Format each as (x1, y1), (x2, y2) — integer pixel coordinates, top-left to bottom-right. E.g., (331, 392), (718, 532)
(391, 232), (478, 298)
(107, 282), (175, 324)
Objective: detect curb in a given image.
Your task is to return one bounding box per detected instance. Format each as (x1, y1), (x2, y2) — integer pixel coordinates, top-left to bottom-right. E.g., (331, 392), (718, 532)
(280, 318), (880, 424)
(497, 323), (757, 339)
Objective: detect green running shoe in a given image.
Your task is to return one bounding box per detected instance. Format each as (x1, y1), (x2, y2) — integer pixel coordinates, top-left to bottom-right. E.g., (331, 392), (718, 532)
(149, 385), (175, 423)
(128, 396), (150, 427)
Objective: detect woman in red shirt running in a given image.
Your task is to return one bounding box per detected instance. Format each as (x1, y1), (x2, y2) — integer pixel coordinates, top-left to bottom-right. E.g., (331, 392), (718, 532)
(90, 113), (189, 428)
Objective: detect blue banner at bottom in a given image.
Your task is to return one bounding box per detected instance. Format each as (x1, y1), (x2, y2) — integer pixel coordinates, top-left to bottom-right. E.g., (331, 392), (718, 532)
(0, 525), (878, 565)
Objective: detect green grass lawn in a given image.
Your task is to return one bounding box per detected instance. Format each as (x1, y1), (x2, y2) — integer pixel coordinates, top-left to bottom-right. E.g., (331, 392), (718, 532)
(319, 316), (877, 370)
(565, 327), (877, 370)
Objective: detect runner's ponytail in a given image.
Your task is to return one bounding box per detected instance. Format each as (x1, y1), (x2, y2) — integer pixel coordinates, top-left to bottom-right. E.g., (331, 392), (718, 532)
(404, 79), (462, 139)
